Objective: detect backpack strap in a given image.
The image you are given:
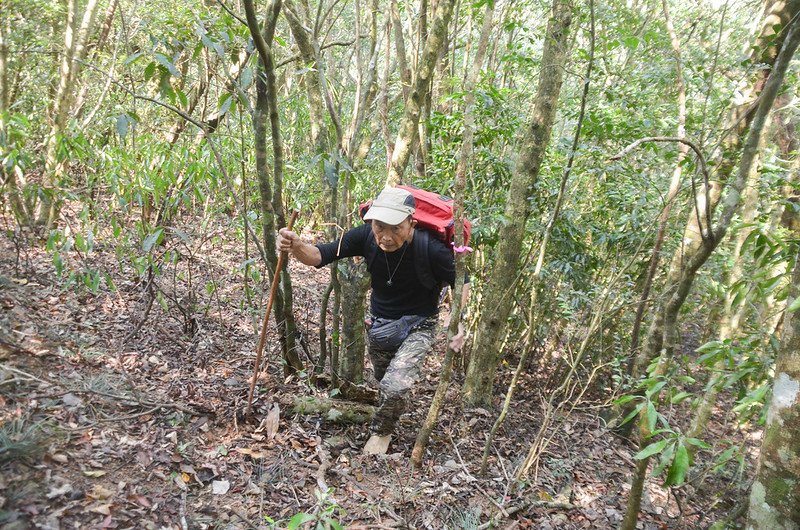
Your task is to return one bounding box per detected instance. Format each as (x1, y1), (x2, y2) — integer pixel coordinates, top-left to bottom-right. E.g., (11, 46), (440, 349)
(413, 230), (437, 291)
(363, 227), (379, 271)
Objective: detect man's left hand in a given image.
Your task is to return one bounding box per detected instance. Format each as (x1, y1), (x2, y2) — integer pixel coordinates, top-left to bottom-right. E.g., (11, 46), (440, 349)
(449, 322), (465, 353)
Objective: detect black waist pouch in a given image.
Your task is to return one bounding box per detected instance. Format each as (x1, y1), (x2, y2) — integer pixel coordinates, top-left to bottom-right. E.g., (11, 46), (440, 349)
(367, 315), (428, 351)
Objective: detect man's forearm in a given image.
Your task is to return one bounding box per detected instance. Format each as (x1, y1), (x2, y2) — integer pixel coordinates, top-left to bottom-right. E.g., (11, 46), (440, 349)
(291, 241), (323, 267)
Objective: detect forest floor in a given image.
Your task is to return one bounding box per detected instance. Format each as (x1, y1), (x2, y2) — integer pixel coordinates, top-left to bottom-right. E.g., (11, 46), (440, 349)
(0, 216), (756, 530)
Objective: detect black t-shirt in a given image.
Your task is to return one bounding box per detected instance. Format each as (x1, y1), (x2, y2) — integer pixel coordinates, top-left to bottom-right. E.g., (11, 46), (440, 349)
(316, 224), (459, 319)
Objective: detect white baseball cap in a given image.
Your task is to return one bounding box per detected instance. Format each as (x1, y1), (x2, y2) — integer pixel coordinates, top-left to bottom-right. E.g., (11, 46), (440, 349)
(363, 187), (416, 225)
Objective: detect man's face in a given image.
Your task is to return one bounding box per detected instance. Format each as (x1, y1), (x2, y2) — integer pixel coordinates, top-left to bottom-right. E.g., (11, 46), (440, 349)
(371, 217), (416, 252)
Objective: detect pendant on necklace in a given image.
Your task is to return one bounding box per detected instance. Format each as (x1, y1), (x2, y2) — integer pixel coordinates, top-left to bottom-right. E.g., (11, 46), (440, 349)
(386, 280), (393, 286)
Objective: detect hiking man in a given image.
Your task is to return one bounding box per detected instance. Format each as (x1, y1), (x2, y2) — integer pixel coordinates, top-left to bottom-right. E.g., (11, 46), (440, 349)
(276, 187), (469, 453)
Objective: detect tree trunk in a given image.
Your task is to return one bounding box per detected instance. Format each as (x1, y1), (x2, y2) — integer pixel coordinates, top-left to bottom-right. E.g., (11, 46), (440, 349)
(386, 0), (456, 185)
(462, 0), (573, 406)
(411, 0), (495, 467)
(745, 185), (800, 528)
(39, 0), (102, 228)
(244, 0), (303, 374)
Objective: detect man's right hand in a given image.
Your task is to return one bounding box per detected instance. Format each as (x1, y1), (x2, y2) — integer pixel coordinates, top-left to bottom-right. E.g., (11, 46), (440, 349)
(276, 228), (323, 267)
(277, 228), (299, 253)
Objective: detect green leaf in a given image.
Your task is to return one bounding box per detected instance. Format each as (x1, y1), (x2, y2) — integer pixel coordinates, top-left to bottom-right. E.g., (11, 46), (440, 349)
(143, 227), (164, 252)
(695, 340), (722, 353)
(240, 66), (254, 89)
(287, 512), (316, 530)
(124, 51), (144, 65)
(116, 114), (130, 138)
(685, 437), (711, 449)
(154, 53), (181, 78)
(652, 442), (675, 477)
(670, 391), (692, 404)
(646, 401), (658, 432)
(788, 296), (800, 313)
(218, 93), (233, 115)
(619, 402), (644, 427)
(613, 395), (638, 406)
(664, 444), (689, 487)
(622, 36), (640, 49)
(201, 34), (225, 59)
(323, 159), (338, 187)
(645, 380), (667, 399)
(144, 61), (157, 81)
(634, 438), (670, 460)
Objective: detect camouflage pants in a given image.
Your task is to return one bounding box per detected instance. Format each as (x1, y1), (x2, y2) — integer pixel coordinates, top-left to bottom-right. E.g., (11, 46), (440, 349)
(368, 316), (437, 435)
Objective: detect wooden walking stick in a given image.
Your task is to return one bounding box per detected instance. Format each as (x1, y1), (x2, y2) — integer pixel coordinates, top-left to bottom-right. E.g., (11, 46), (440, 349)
(246, 209), (299, 416)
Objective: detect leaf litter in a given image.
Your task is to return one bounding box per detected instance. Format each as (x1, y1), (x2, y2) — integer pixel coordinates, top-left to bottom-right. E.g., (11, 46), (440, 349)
(0, 220), (756, 529)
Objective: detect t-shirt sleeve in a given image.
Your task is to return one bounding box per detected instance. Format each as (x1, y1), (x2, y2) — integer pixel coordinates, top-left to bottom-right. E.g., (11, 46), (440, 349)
(315, 224), (372, 267)
(429, 238), (470, 288)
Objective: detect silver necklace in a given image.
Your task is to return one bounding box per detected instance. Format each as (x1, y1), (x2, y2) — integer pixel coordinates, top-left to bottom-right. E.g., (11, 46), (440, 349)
(384, 243), (409, 286)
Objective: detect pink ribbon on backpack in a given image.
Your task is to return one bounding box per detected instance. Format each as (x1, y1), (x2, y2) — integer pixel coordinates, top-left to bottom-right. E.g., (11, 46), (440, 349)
(452, 245), (473, 254)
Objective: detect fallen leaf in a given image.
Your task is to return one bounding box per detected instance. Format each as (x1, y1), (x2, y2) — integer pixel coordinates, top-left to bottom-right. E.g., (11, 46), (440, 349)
(62, 393), (83, 407)
(211, 480), (230, 495)
(46, 483), (74, 499)
(173, 474), (188, 491)
(88, 485), (114, 500)
(50, 453), (69, 464)
(255, 404), (280, 441)
(129, 495), (151, 508)
(87, 503), (112, 515)
(234, 447), (267, 459)
(83, 470), (107, 478)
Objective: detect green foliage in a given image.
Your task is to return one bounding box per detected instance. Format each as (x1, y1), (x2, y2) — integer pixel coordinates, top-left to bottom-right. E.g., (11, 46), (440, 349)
(0, 417), (51, 465)
(269, 488), (345, 530)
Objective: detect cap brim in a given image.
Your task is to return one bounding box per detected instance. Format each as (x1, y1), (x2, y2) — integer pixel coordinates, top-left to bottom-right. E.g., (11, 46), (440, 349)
(363, 206), (409, 225)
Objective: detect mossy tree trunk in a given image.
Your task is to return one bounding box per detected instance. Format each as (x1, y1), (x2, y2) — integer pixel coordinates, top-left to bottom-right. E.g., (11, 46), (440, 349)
(385, 0), (456, 186)
(38, 0), (102, 228)
(283, 0), (379, 386)
(462, 0), (573, 406)
(411, 0), (496, 467)
(244, 0), (303, 374)
(746, 180), (800, 528)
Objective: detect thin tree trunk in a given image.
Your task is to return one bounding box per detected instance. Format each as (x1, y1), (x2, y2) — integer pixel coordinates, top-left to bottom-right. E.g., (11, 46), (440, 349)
(391, 0), (411, 100)
(411, 0), (495, 467)
(746, 138), (800, 526)
(0, 15), (26, 219)
(386, 0), (456, 185)
(40, 0), (102, 227)
(463, 0), (573, 406)
(627, 0), (690, 364)
(480, 0), (593, 473)
(244, 0), (303, 374)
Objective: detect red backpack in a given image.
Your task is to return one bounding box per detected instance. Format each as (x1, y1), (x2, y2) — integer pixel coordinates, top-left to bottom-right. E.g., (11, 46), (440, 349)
(359, 185), (472, 250)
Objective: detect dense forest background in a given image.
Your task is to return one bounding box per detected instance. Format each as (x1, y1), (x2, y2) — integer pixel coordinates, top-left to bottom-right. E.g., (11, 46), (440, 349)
(1, 0), (799, 528)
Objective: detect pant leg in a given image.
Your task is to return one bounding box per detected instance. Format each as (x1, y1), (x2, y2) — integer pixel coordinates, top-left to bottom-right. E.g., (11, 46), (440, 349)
(368, 345), (394, 383)
(370, 318), (436, 435)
